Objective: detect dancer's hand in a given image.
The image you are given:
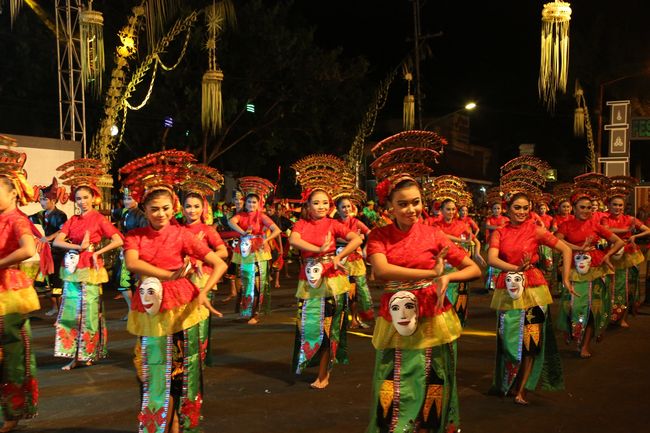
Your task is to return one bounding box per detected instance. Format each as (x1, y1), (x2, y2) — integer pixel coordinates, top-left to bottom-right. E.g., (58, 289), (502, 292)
(517, 252), (532, 272)
(433, 246), (449, 276)
(563, 279), (577, 296)
(80, 231), (90, 251)
(91, 252), (100, 271)
(434, 274), (450, 312)
(198, 290), (222, 317)
(319, 232), (333, 253)
(332, 255), (347, 273)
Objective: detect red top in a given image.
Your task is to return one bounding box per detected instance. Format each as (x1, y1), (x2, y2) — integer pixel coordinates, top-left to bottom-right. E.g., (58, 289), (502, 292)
(0, 208), (31, 258)
(552, 214), (574, 231)
(59, 209), (121, 269)
(486, 214), (509, 242)
(459, 215), (479, 232)
(557, 217), (613, 266)
(292, 217), (351, 259)
(538, 214), (553, 230)
(184, 222), (224, 273)
(336, 216), (370, 235)
(600, 214), (643, 240)
(125, 224), (212, 312)
(490, 219), (558, 265)
(423, 214), (443, 226)
(233, 211), (274, 236)
(367, 222), (466, 269)
(433, 218), (472, 239)
(124, 224), (212, 270)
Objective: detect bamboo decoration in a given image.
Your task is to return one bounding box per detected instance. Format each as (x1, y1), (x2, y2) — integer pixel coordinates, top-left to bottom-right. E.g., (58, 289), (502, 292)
(573, 79), (596, 171)
(539, 1), (572, 112)
(201, 1), (235, 137)
(80, 1), (105, 99)
(403, 66), (415, 131)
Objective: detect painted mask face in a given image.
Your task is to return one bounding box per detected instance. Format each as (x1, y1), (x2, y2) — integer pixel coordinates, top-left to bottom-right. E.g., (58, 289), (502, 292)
(240, 236), (252, 258)
(389, 291), (418, 336)
(230, 238), (239, 249)
(505, 271), (525, 300)
(612, 247), (625, 260)
(305, 261), (324, 288)
(574, 252), (592, 275)
(335, 246), (348, 265)
(63, 250), (80, 273)
(139, 277), (163, 315)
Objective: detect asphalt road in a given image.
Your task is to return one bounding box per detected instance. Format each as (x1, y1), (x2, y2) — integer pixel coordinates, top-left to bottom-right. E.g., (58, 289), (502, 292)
(6, 262), (650, 433)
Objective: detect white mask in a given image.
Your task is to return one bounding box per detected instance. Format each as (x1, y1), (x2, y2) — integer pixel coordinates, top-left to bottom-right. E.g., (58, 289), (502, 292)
(574, 252), (592, 275)
(389, 291), (418, 336)
(612, 247), (624, 260)
(63, 250), (80, 273)
(504, 271), (525, 300)
(240, 236), (252, 258)
(139, 277), (163, 315)
(305, 261), (324, 288)
(335, 246), (348, 265)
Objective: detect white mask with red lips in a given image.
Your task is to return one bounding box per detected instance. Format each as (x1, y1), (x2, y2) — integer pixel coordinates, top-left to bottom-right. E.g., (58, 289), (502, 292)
(505, 272), (525, 300)
(574, 252), (592, 275)
(63, 250), (80, 273)
(305, 261), (324, 288)
(389, 291), (418, 336)
(240, 236), (252, 258)
(139, 277), (163, 315)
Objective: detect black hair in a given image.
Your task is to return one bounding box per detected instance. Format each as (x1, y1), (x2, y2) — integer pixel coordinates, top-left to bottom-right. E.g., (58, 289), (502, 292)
(387, 179), (419, 202)
(143, 188), (174, 207)
(183, 192), (204, 205)
(440, 198), (456, 209)
(75, 185), (95, 198)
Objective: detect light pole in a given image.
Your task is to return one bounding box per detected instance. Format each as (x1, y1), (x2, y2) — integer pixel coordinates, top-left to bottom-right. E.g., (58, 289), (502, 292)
(423, 102), (477, 130)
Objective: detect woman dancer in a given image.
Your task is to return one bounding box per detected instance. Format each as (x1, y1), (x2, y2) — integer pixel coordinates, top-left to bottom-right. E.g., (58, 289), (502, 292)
(121, 151), (226, 433)
(53, 159), (123, 370)
(433, 197), (485, 326)
(181, 165), (228, 365)
(335, 195), (373, 329)
(365, 130), (479, 433)
(289, 188), (362, 388)
(458, 204), (479, 238)
(484, 201), (509, 291)
(556, 190), (624, 358)
(601, 178), (650, 326)
(488, 192), (572, 405)
(0, 149), (41, 432)
(228, 177), (281, 324)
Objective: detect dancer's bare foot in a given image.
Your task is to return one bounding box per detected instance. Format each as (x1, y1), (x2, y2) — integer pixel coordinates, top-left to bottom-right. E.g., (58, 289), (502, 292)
(85, 360), (95, 367)
(0, 420), (18, 432)
(310, 377), (329, 389)
(620, 320), (630, 328)
(514, 395), (529, 405)
(62, 360), (78, 370)
(349, 321), (360, 329)
(274, 282), (281, 288)
(221, 294), (236, 303)
(579, 349), (592, 359)
(247, 316), (259, 325)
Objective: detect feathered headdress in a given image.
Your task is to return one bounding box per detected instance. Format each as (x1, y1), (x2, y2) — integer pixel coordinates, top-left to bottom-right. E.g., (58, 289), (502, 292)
(370, 130), (447, 205)
(119, 150), (196, 207)
(57, 158), (107, 200)
(0, 138), (33, 206)
(571, 172), (610, 204)
(238, 176), (274, 206)
(499, 156), (552, 204)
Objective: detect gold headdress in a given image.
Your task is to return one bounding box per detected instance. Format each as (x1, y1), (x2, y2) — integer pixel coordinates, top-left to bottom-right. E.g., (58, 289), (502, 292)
(291, 154), (349, 202)
(57, 158), (107, 200)
(499, 156), (552, 203)
(426, 175), (473, 208)
(606, 175), (637, 202)
(571, 172), (610, 203)
(551, 182), (573, 208)
(238, 176), (274, 206)
(179, 163), (225, 225)
(0, 140), (33, 206)
(119, 150), (196, 204)
(370, 130), (447, 204)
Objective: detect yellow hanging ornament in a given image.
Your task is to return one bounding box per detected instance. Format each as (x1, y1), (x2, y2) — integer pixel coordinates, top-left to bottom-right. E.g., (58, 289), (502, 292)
(539, 1), (572, 112)
(80, 1), (105, 99)
(403, 68), (414, 131)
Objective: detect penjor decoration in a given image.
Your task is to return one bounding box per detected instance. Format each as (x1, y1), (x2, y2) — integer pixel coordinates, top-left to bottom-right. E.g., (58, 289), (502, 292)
(539, 0), (572, 111)
(402, 65), (415, 131)
(80, 1), (105, 99)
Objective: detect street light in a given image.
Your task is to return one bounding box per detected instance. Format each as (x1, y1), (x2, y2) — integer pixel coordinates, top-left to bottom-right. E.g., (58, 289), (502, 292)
(465, 102), (477, 110)
(423, 102), (477, 130)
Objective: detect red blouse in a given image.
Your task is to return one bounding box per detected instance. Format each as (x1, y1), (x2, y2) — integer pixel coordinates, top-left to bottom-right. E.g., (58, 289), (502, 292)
(0, 208), (31, 259)
(367, 222), (466, 269)
(59, 209), (120, 269)
(600, 214), (643, 240)
(336, 216), (370, 236)
(292, 217), (351, 259)
(556, 217), (613, 266)
(459, 215), (479, 232)
(486, 214), (509, 242)
(490, 219), (558, 266)
(538, 214), (553, 230)
(552, 214), (574, 231)
(433, 218), (472, 239)
(184, 222), (225, 273)
(233, 211), (274, 236)
(124, 224), (211, 271)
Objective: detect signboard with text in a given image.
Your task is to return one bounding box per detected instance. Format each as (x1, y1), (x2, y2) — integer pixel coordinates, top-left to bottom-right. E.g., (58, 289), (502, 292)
(631, 117), (650, 140)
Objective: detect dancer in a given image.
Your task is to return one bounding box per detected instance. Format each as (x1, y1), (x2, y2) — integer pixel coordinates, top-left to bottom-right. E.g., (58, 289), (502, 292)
(181, 164), (228, 365)
(365, 131), (480, 433)
(228, 177), (281, 324)
(536, 194), (554, 278)
(0, 148), (41, 432)
(221, 190), (244, 303)
(53, 159), (123, 370)
(555, 178), (624, 359)
(335, 195), (374, 329)
(601, 177), (650, 325)
(484, 200), (509, 291)
(114, 188), (147, 320)
(121, 150), (226, 433)
(549, 185), (574, 294)
(29, 177), (68, 317)
(289, 188), (362, 388)
(458, 204), (479, 238)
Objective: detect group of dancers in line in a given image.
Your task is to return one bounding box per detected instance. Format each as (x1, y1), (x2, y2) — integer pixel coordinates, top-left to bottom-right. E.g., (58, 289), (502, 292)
(1, 130), (649, 433)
